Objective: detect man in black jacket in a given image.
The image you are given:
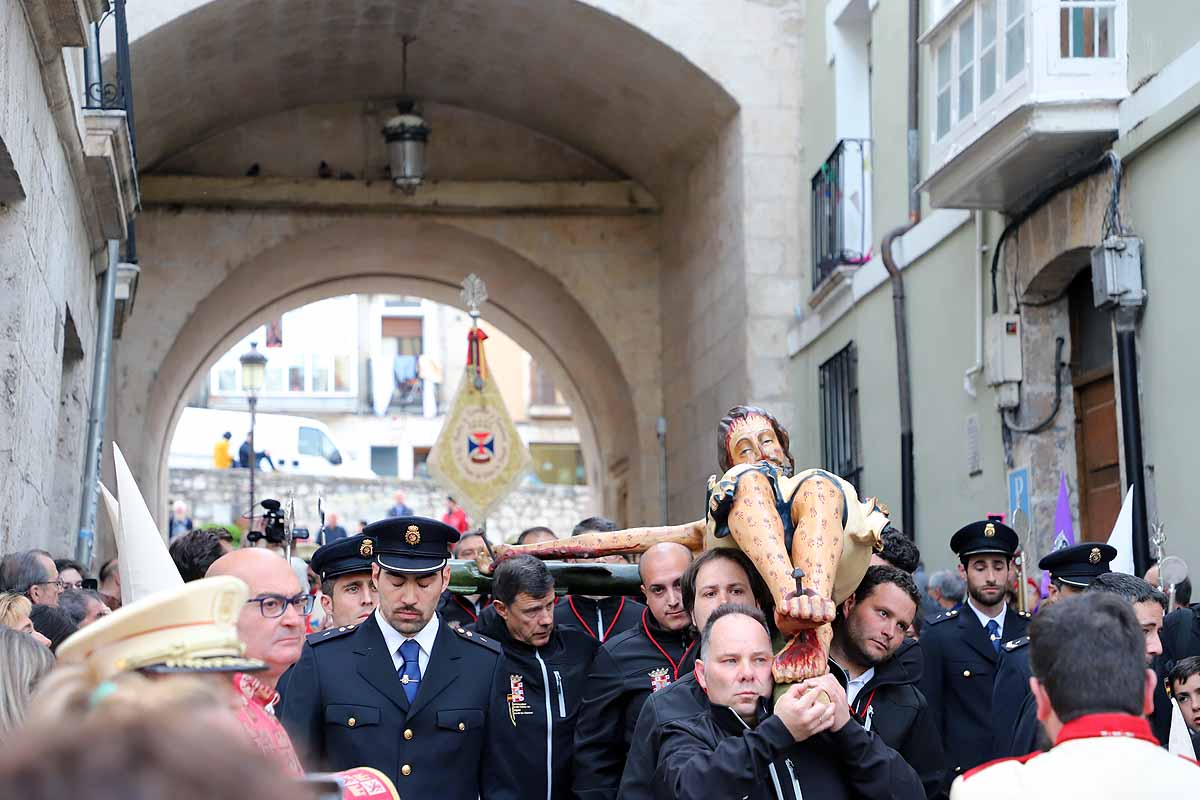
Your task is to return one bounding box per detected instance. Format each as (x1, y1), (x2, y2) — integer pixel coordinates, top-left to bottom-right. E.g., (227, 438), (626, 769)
(438, 532), (492, 628)
(573, 543), (695, 800)
(653, 604), (924, 800)
(555, 517), (645, 643)
(474, 555), (598, 800)
(617, 548), (775, 800)
(829, 565), (944, 799)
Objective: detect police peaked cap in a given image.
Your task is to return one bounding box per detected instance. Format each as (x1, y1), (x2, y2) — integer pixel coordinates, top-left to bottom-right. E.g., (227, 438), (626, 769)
(1038, 542), (1116, 588)
(363, 515), (461, 574)
(310, 534), (376, 581)
(950, 519), (1020, 559)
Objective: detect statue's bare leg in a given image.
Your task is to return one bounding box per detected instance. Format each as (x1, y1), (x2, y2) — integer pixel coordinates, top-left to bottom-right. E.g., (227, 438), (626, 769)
(772, 475), (845, 683)
(475, 522), (705, 573)
(724, 469), (797, 613)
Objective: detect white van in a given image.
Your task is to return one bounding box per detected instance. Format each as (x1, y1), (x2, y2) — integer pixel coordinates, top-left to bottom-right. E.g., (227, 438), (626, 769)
(169, 407), (374, 477)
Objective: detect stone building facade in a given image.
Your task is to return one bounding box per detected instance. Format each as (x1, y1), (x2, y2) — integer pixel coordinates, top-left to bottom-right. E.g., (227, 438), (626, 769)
(0, 1), (138, 555)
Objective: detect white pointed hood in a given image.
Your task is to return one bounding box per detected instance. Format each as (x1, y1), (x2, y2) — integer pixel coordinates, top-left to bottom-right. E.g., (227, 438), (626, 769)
(112, 443), (183, 604)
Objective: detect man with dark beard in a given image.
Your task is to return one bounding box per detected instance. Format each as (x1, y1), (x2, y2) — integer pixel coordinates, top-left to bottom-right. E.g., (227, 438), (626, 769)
(919, 519), (1029, 785)
(830, 566), (944, 799)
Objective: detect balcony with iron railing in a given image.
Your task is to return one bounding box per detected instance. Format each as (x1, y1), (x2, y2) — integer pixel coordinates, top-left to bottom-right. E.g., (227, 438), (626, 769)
(919, 0), (1126, 211)
(82, 0), (141, 332)
(810, 138), (873, 298)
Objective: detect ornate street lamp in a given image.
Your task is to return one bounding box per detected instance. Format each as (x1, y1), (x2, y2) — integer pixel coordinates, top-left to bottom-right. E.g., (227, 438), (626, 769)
(383, 36), (430, 195)
(239, 342), (267, 537)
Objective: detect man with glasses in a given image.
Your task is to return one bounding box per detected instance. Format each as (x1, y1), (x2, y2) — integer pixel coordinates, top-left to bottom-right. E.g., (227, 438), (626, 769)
(280, 516), (514, 798)
(207, 548), (311, 691)
(0, 550), (63, 607)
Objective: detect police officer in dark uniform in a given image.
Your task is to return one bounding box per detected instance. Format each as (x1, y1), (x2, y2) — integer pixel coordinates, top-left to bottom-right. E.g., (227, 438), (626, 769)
(990, 542), (1114, 759)
(279, 517), (515, 799)
(919, 519), (1030, 784)
(310, 534), (379, 629)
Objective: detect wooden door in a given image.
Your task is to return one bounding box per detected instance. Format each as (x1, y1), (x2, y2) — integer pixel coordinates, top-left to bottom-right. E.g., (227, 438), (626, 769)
(1069, 271), (1121, 541)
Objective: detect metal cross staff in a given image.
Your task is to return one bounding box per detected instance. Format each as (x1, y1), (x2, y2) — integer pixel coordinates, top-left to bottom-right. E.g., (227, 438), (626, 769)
(461, 274), (488, 390)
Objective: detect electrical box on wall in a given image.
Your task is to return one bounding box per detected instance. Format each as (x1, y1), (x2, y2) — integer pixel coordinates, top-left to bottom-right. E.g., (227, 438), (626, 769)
(985, 314), (1023, 384)
(1091, 236), (1145, 309)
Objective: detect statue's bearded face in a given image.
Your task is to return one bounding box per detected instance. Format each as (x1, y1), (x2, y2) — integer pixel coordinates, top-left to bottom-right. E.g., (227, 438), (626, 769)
(726, 415), (786, 469)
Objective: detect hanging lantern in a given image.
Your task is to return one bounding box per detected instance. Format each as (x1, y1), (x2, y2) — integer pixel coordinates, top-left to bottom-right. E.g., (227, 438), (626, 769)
(383, 101), (430, 195)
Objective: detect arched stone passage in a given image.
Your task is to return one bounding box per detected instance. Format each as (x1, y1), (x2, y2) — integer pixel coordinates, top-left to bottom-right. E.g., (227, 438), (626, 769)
(128, 217), (643, 530)
(125, 0), (738, 190)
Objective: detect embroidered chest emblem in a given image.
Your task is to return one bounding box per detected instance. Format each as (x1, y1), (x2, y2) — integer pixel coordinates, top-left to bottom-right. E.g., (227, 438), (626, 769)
(648, 666), (673, 692)
(507, 674), (532, 725)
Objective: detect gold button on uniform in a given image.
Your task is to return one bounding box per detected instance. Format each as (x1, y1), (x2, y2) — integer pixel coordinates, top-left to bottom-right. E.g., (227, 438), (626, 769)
(458, 722), (466, 731)
(962, 670), (971, 677)
(403, 729), (413, 740)
(401, 765), (412, 777)
(347, 717), (356, 727)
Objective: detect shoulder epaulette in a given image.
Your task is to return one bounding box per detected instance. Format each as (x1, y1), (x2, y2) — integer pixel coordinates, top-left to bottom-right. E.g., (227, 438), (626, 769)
(928, 609), (959, 625)
(453, 625), (503, 654)
(308, 623), (359, 645)
(1016, 610), (1032, 619)
(1003, 635), (1030, 652)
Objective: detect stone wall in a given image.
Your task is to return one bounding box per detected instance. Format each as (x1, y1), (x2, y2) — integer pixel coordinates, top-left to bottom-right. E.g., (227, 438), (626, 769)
(0, 5), (100, 554)
(169, 467), (592, 545)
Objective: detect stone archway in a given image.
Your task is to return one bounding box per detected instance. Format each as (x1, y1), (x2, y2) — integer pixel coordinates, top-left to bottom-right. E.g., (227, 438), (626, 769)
(115, 215), (646, 535)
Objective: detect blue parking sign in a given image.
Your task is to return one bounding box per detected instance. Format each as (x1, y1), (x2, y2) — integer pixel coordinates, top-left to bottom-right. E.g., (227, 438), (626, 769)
(1008, 468), (1030, 520)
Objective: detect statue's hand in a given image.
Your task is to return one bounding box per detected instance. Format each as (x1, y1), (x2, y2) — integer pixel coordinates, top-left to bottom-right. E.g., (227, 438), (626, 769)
(775, 590), (837, 633)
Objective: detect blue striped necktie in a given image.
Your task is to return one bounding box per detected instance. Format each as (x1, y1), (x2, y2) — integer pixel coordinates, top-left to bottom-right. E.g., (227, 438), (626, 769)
(398, 639), (421, 703)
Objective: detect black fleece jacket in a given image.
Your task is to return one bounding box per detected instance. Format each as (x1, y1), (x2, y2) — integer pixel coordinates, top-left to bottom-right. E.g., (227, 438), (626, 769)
(573, 608), (697, 800)
(472, 612), (599, 800)
(833, 638), (946, 799)
(653, 694), (925, 800)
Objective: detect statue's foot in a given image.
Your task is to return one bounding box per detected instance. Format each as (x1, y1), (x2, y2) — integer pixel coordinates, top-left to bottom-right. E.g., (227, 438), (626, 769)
(772, 626), (832, 684)
(773, 591), (837, 636)
(474, 543), (510, 575)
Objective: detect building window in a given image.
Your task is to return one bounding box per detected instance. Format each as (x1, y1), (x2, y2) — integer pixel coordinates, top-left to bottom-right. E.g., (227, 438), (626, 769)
(413, 447), (431, 479)
(931, 0), (1028, 142)
(530, 362), (559, 406)
(382, 317), (423, 412)
(1005, 0), (1026, 80)
(811, 139), (873, 289)
(819, 343), (862, 491)
(530, 443), (585, 486)
(370, 445), (399, 477)
(1059, 1), (1115, 58)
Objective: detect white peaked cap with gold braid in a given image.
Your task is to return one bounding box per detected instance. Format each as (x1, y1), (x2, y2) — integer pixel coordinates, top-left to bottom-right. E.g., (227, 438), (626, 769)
(112, 443), (184, 604)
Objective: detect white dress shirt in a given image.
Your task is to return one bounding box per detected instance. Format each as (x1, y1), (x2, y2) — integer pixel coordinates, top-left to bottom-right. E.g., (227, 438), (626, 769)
(375, 607), (439, 676)
(966, 597), (1007, 640)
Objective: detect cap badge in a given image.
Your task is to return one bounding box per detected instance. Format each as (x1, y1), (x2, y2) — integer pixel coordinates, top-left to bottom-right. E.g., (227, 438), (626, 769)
(984, 522), (996, 538)
(359, 539), (374, 557)
(406, 525), (421, 546)
(1089, 547), (1101, 564)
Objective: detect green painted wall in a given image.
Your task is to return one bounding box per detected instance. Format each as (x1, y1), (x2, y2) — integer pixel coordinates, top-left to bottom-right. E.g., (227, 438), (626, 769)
(1128, 0), (1200, 88)
(1125, 112), (1200, 574)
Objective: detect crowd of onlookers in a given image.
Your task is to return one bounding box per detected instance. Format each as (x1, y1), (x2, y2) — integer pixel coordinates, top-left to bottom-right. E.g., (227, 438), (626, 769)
(1, 513), (1198, 799)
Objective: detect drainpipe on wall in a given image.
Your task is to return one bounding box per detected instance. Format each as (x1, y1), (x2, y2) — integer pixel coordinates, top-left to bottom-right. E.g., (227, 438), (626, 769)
(1114, 308), (1150, 575)
(76, 240), (120, 569)
(880, 0), (921, 540)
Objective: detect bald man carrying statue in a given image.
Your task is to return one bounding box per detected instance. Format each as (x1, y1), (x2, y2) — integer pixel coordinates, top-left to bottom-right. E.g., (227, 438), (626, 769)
(480, 405), (889, 683)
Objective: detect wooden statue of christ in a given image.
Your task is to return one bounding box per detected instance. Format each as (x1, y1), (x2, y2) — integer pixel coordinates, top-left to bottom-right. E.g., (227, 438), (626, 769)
(480, 405), (888, 683)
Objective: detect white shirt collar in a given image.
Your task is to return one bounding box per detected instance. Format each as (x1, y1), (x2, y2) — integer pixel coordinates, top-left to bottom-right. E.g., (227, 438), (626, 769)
(374, 607), (440, 660)
(966, 597), (1007, 635)
(845, 667), (876, 707)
